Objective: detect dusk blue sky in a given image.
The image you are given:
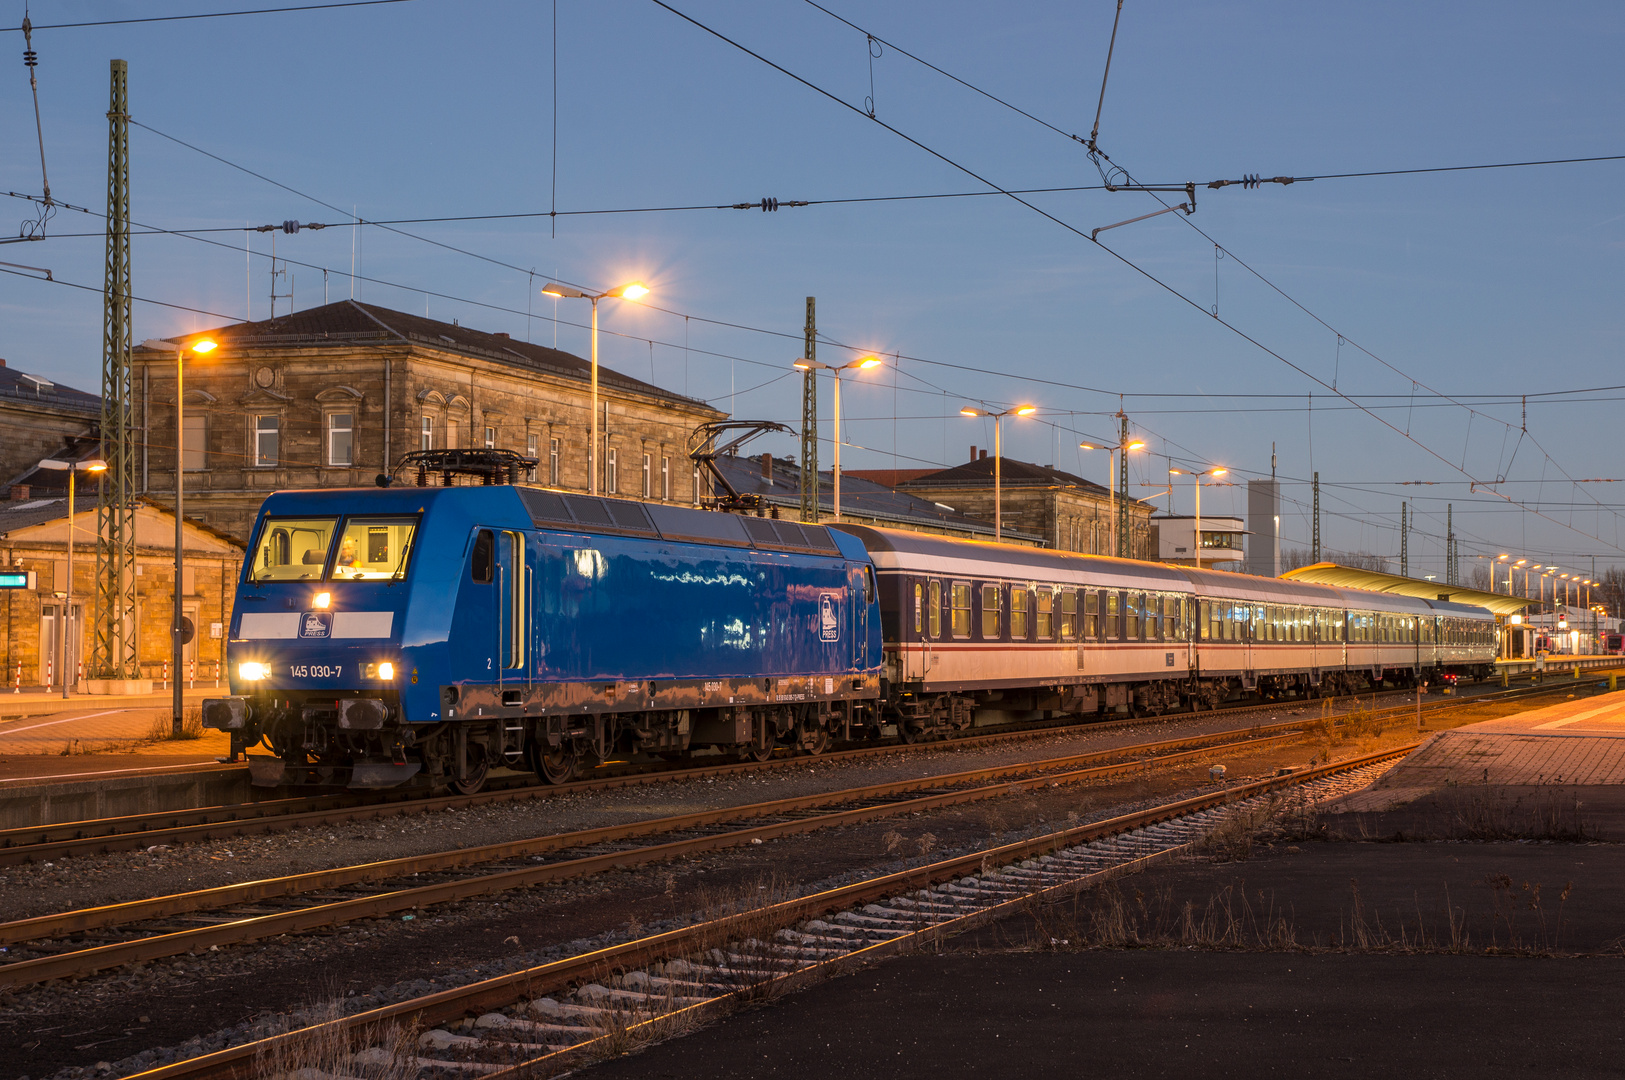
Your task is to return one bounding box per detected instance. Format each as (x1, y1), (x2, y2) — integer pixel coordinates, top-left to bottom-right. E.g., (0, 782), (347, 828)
(2, 1), (1621, 583)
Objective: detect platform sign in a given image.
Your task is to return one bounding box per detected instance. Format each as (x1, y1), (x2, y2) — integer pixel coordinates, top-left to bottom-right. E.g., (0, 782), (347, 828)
(0, 571), (35, 590)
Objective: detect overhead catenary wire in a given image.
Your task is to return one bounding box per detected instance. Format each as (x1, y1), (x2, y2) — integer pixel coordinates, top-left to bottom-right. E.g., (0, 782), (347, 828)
(0, 0), (415, 32)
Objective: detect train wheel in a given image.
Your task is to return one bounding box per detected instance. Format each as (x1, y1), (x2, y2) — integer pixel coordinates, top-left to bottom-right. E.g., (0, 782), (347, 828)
(531, 743), (578, 785)
(747, 741), (776, 762)
(451, 758), (488, 796)
(797, 724), (831, 756)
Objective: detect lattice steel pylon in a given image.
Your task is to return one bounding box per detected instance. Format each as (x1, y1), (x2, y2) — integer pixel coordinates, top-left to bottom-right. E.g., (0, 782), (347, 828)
(93, 59), (139, 682)
(1311, 472), (1320, 563)
(1116, 412), (1129, 558)
(799, 297), (818, 523)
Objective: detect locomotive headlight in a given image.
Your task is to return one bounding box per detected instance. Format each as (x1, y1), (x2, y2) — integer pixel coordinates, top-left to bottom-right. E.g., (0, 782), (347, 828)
(363, 661), (397, 680)
(238, 661), (270, 681)
(378, 661), (395, 680)
(313, 592), (331, 609)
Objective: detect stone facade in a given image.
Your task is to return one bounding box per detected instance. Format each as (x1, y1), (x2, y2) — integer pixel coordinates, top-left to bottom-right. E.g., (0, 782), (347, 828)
(0, 361), (99, 495)
(0, 498), (243, 691)
(896, 456), (1155, 557)
(133, 302), (726, 540)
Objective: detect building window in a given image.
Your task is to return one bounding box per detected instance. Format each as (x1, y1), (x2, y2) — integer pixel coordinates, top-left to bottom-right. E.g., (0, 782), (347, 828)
(253, 414), (279, 467)
(526, 433), (538, 480)
(606, 448), (618, 494)
(327, 412), (354, 466)
(661, 456), (671, 500)
(641, 453), (651, 498)
(549, 437), (560, 486)
(182, 414), (207, 471)
(421, 415), (434, 452)
(447, 420), (460, 450)
(484, 426), (496, 449)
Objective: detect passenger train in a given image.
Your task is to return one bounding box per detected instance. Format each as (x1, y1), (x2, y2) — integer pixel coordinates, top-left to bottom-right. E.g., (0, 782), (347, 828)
(203, 484), (1497, 791)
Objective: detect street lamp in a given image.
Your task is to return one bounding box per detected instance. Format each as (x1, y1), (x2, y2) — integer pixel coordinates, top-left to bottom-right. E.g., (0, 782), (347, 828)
(1169, 467), (1227, 569)
(1080, 437), (1146, 558)
(962, 404), (1036, 540)
(793, 355), (882, 520)
(540, 281), (650, 496)
(36, 457), (107, 698)
(139, 335), (218, 735)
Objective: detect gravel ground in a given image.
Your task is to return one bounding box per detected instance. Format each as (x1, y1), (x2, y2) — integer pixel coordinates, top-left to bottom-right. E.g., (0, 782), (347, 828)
(0, 685), (1554, 1080)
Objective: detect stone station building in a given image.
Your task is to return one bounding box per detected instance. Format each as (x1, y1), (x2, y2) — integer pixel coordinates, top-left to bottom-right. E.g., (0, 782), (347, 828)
(133, 301), (726, 540)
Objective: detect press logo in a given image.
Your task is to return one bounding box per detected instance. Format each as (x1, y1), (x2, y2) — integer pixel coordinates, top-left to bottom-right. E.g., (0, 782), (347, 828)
(819, 594), (840, 642)
(300, 611), (332, 639)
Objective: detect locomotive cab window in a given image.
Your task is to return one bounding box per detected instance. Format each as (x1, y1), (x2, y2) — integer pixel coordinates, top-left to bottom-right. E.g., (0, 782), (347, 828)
(471, 529), (495, 584)
(329, 516), (419, 581)
(248, 517), (338, 582)
(863, 566), (876, 605)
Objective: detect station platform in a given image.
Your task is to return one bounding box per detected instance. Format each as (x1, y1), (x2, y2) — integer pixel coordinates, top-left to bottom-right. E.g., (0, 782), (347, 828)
(1327, 688), (1625, 827)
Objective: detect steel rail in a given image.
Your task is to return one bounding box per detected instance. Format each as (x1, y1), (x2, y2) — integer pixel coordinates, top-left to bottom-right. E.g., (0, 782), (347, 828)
(0, 678), (1564, 864)
(122, 743), (1417, 1080)
(0, 725), (1320, 984)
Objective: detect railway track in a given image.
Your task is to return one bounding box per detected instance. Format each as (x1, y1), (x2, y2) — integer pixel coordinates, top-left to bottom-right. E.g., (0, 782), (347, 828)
(0, 678), (1567, 865)
(121, 744), (1408, 1080)
(0, 679), (1580, 991)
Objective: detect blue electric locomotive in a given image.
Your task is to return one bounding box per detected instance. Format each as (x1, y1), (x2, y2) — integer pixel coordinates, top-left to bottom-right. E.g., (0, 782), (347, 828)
(204, 485), (882, 791)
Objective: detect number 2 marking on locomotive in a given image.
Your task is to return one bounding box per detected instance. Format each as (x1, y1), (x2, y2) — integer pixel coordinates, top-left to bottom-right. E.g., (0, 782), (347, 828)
(487, 658), (493, 670)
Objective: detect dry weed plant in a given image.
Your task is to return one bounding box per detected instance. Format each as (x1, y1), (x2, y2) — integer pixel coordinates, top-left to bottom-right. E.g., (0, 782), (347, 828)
(1024, 882), (1300, 952)
(252, 994), (421, 1080)
(147, 707), (205, 742)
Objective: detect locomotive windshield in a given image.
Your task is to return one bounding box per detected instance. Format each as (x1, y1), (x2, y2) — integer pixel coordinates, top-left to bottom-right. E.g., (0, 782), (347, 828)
(248, 517), (338, 582)
(328, 515), (418, 580)
(247, 514), (419, 583)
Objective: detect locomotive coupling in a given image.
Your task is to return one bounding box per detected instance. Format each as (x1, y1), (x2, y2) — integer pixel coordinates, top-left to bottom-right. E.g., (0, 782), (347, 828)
(337, 697), (394, 730)
(201, 696), (249, 731)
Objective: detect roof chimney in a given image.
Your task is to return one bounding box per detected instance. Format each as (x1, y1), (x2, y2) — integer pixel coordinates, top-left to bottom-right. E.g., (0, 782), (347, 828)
(979, 449), (988, 460)
(0, 358), (7, 368)
(9, 485), (28, 501)
(493, 332), (510, 339)
(969, 445), (977, 462)
(761, 453), (773, 481)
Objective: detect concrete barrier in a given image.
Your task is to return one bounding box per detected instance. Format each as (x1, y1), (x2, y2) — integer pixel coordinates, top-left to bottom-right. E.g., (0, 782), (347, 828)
(0, 768), (255, 831)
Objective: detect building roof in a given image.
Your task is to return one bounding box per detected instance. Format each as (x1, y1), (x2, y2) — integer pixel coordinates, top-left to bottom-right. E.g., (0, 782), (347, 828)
(0, 497), (244, 549)
(711, 455), (1045, 544)
(1280, 561), (1532, 616)
(0, 361), (99, 416)
(842, 468), (940, 488)
(899, 456), (1144, 504)
(138, 300), (720, 414)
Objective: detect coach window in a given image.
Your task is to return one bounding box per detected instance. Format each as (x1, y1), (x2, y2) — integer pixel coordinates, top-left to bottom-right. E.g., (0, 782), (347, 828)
(1084, 591), (1099, 640)
(1105, 592), (1120, 641)
(1124, 593), (1139, 641)
(1198, 600), (1209, 641)
(1010, 587), (1029, 640)
(1060, 590), (1077, 640)
(929, 581), (943, 639)
(1036, 588), (1054, 640)
(951, 583), (972, 639)
(1168, 597), (1183, 641)
(981, 584), (1002, 639)
(913, 583), (924, 635)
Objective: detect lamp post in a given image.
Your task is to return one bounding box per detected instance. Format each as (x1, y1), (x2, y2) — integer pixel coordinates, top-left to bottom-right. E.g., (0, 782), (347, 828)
(962, 404), (1035, 540)
(793, 356), (882, 520)
(1080, 436), (1146, 557)
(36, 458), (107, 698)
(1169, 467), (1227, 569)
(140, 336), (218, 735)
(540, 281), (649, 496)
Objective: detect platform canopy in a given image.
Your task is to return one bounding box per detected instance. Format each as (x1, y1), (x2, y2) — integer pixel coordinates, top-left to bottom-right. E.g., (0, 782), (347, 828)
(1279, 562), (1533, 616)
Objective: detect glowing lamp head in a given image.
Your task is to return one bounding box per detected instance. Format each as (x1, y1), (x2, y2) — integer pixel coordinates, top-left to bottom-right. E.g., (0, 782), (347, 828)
(313, 592), (331, 610)
(84, 459), (108, 473)
(1079, 443), (1097, 451)
(856, 356), (883, 370)
(378, 662), (395, 681)
(617, 282), (650, 300)
(794, 360), (814, 371)
(1126, 441), (1147, 451)
(1211, 468), (1228, 477)
(961, 407), (981, 417)
(238, 661), (269, 681)
(1015, 406), (1037, 417)
(1169, 468), (1183, 476)
(189, 338), (218, 354)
